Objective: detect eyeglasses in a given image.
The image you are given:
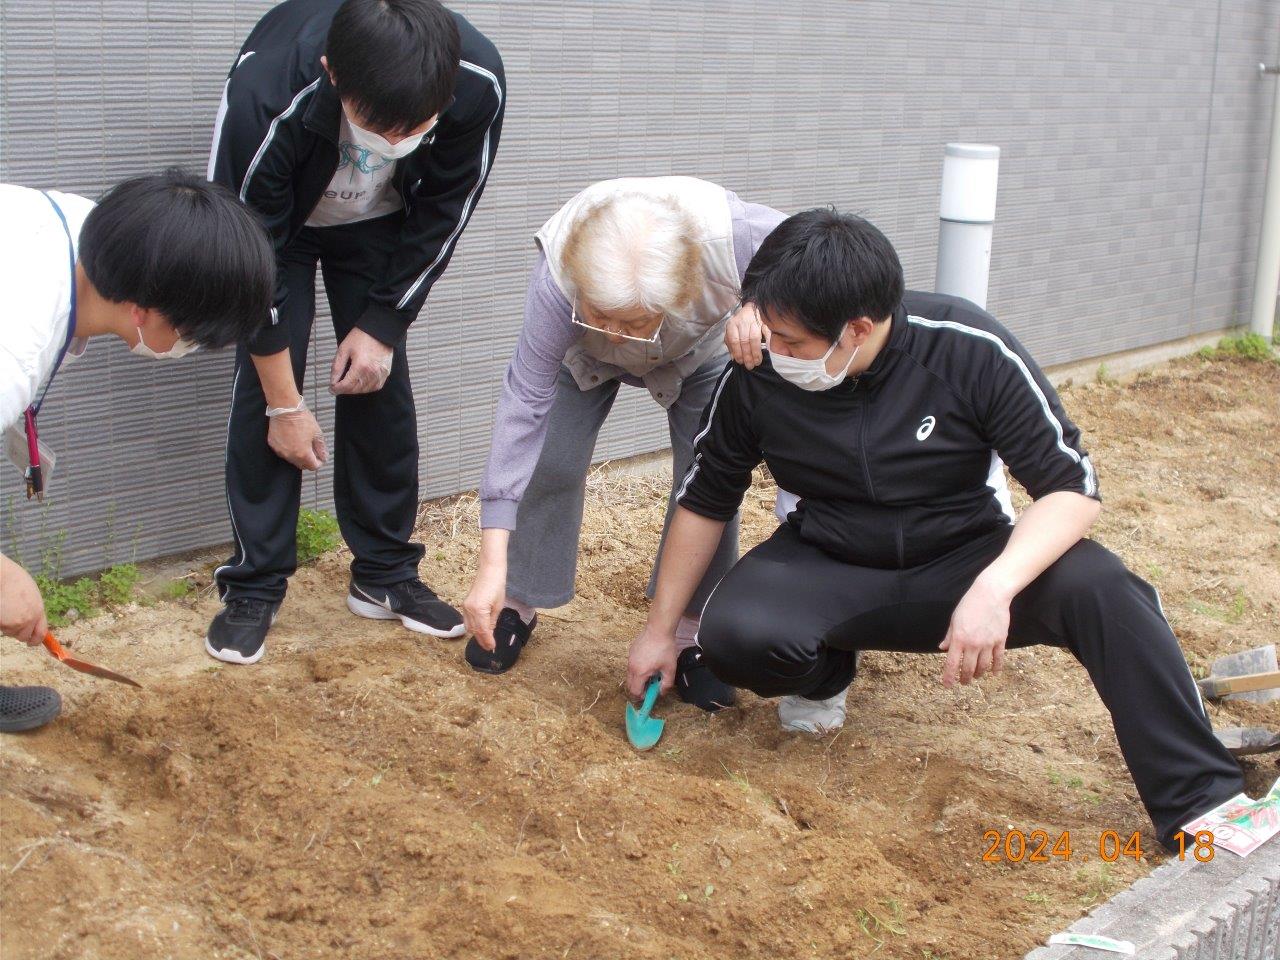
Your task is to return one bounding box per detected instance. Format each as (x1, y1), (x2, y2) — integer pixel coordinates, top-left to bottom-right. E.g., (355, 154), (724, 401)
(571, 300), (665, 344)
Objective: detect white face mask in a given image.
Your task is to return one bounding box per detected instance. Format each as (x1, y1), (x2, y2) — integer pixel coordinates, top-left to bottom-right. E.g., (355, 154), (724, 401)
(132, 327), (199, 360)
(347, 117), (428, 160)
(769, 336), (859, 391)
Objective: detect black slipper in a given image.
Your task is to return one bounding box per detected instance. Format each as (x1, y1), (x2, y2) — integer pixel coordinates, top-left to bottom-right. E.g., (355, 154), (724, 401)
(465, 608), (537, 674)
(675, 646), (737, 712)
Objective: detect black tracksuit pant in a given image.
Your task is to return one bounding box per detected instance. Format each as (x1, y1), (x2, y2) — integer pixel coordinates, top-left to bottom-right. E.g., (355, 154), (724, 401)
(697, 522), (1244, 846)
(216, 214), (424, 602)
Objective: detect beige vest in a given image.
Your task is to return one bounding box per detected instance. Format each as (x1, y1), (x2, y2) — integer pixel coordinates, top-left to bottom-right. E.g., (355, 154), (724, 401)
(535, 177), (740, 408)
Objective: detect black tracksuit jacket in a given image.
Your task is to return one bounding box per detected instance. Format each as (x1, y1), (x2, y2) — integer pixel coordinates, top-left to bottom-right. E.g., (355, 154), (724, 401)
(677, 292), (1100, 568)
(207, 0), (505, 354)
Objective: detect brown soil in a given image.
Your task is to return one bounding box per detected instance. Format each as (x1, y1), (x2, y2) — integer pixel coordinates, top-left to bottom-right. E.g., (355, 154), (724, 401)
(2, 354), (1277, 960)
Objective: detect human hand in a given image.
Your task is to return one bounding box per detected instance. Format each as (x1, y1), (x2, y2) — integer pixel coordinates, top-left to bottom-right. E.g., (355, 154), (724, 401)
(0, 556), (48, 646)
(627, 624), (678, 700)
(939, 576), (1011, 687)
(330, 328), (394, 395)
(724, 302), (768, 370)
(266, 402), (328, 471)
(464, 560), (507, 652)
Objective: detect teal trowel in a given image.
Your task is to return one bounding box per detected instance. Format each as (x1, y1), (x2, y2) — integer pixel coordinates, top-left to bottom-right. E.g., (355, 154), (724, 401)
(626, 675), (665, 750)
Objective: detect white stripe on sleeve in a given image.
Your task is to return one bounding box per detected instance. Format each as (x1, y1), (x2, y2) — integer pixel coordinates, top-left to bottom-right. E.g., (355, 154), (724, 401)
(238, 76), (323, 204)
(395, 60), (505, 310)
(908, 315), (1097, 497)
(675, 364), (736, 503)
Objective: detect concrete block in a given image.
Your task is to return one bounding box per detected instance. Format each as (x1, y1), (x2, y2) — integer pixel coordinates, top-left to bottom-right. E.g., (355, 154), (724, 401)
(1025, 840), (1280, 960)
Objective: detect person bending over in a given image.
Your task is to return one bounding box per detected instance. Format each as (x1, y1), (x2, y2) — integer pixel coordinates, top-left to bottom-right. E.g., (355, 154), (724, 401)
(0, 171), (273, 732)
(205, 0), (505, 665)
(463, 177), (784, 708)
(627, 208), (1243, 849)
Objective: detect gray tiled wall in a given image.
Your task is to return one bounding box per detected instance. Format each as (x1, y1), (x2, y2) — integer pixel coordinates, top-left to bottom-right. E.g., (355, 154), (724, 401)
(2, 1), (1277, 575)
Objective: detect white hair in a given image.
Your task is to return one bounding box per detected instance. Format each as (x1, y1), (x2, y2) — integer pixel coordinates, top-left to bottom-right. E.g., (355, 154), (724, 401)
(561, 192), (703, 316)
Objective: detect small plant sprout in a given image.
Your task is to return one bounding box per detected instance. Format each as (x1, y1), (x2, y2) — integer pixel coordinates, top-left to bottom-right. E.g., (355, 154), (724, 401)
(296, 508), (341, 565)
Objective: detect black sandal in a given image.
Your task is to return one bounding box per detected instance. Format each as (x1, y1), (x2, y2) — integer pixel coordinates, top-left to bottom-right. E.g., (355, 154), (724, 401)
(465, 608), (537, 675)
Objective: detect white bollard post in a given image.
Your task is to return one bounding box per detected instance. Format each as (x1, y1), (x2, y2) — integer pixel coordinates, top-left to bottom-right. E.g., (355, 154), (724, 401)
(936, 143), (1000, 310)
(1250, 64), (1279, 341)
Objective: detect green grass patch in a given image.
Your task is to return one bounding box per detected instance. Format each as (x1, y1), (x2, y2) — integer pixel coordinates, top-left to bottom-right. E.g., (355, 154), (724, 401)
(1197, 332), (1277, 363)
(296, 508), (341, 565)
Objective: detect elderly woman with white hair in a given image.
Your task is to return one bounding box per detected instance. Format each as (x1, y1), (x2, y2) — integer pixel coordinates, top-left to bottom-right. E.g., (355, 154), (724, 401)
(462, 177), (784, 706)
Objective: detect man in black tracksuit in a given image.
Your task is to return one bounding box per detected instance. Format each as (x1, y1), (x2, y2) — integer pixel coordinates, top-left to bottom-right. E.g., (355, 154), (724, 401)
(628, 209), (1243, 849)
(205, 0), (504, 664)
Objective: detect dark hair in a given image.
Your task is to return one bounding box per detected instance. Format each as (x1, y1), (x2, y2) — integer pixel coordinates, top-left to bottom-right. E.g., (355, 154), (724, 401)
(740, 208), (904, 342)
(326, 0), (461, 133)
(79, 170), (275, 349)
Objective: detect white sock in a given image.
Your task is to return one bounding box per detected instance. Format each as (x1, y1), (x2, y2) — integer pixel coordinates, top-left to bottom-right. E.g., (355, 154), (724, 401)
(674, 615), (700, 652)
(506, 597), (537, 625)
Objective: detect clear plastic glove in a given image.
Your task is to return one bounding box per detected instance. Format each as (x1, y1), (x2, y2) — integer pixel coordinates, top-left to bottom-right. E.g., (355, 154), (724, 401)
(266, 399), (329, 471)
(627, 624), (678, 700)
(330, 328), (394, 396)
(0, 554), (48, 646)
(724, 302), (769, 370)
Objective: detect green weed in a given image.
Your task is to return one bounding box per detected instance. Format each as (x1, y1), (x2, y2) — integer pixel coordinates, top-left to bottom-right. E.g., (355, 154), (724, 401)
(854, 899), (907, 948)
(97, 563), (140, 606)
(1076, 863), (1118, 906)
(35, 562), (141, 627)
(35, 574), (99, 626)
(297, 508), (341, 565)
(718, 761), (751, 793)
(1197, 332), (1277, 363)
(1189, 591), (1247, 624)
(159, 578), (195, 601)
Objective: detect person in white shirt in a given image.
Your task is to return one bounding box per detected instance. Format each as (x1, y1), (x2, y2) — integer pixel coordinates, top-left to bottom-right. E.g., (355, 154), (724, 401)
(0, 169), (275, 732)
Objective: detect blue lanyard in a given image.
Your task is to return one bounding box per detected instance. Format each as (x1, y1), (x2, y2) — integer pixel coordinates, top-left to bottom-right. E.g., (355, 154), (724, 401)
(29, 191), (78, 416)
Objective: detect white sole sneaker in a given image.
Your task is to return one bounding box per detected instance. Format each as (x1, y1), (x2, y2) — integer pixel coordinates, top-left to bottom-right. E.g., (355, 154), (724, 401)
(204, 608), (279, 665)
(778, 686), (850, 734)
(204, 636), (265, 665)
(345, 594), (466, 639)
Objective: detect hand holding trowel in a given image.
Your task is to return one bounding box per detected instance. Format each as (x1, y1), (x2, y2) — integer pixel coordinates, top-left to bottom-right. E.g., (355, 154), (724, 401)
(626, 675), (665, 751)
(43, 632), (141, 689)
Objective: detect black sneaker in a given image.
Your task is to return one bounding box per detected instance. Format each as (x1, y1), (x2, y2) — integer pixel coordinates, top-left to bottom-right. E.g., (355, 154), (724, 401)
(675, 646), (737, 712)
(205, 597), (279, 665)
(0, 685), (62, 733)
(465, 608), (537, 675)
(347, 578), (465, 638)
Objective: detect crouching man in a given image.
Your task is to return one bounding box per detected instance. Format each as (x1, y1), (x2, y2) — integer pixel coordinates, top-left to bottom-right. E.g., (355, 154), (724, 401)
(626, 208), (1243, 849)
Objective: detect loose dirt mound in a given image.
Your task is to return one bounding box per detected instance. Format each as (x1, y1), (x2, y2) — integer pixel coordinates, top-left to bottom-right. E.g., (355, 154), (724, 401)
(2, 354), (1277, 960)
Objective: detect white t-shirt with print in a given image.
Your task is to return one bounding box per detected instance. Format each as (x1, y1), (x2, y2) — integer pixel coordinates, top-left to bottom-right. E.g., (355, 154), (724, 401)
(305, 114), (404, 228)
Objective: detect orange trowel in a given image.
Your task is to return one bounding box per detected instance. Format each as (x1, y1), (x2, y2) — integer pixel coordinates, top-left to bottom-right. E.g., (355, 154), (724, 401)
(43, 632), (142, 689)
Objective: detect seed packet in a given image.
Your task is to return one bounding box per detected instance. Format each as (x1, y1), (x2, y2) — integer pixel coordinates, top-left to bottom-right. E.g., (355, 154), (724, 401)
(1182, 776), (1280, 857)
